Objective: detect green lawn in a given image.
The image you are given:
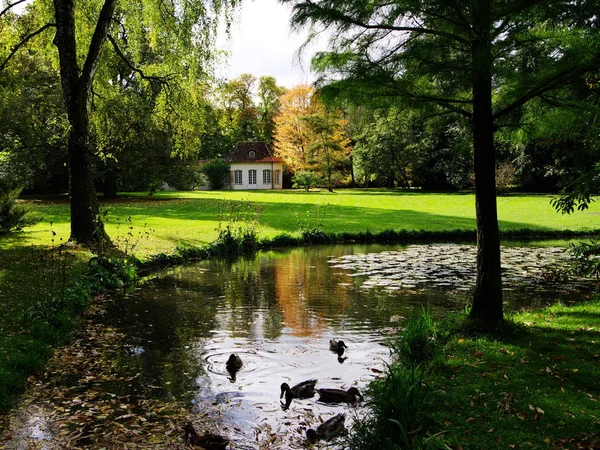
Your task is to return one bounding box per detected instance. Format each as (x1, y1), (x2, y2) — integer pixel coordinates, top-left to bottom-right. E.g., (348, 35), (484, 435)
(355, 299), (600, 449)
(9, 189), (600, 258)
(431, 299), (600, 448)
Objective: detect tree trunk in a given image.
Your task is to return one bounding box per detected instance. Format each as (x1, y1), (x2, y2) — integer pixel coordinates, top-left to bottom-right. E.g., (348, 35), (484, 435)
(468, 0), (503, 324)
(103, 161), (118, 199)
(67, 92), (109, 244)
(53, 0), (114, 248)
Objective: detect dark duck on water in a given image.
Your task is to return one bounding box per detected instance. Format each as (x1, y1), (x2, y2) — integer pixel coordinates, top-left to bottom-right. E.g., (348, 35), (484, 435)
(280, 379), (318, 409)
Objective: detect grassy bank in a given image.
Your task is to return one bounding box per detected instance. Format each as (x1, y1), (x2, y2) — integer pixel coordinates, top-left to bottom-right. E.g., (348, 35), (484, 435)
(1, 189), (598, 423)
(352, 298), (600, 449)
(11, 189), (600, 257)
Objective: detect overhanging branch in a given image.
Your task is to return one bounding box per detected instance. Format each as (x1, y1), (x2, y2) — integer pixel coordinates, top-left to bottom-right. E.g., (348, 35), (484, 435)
(0, 23), (55, 72)
(300, 0), (469, 45)
(0, 0), (28, 18)
(494, 58), (600, 120)
(106, 34), (173, 86)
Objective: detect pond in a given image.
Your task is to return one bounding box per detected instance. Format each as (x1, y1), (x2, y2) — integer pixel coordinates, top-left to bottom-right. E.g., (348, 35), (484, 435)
(4, 242), (596, 449)
(103, 242), (593, 447)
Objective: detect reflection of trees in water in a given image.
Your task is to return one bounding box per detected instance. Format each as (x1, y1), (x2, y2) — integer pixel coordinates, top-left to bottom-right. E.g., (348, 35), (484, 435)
(273, 247), (352, 337)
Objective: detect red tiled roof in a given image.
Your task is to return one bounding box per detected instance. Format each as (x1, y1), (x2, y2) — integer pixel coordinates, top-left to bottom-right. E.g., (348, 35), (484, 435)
(226, 141), (284, 163)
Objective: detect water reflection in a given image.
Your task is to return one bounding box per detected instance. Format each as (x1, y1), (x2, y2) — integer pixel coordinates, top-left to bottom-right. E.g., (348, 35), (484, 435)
(100, 243), (594, 448)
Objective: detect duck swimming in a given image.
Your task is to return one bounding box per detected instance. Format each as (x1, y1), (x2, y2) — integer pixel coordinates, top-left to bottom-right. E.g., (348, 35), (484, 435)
(225, 354), (243, 372)
(306, 413), (346, 442)
(329, 339), (348, 353)
(280, 379), (318, 409)
(316, 387), (363, 404)
(183, 423), (229, 449)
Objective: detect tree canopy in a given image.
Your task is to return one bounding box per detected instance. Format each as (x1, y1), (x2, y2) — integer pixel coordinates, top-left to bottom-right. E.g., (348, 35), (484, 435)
(282, 0), (600, 324)
(1, 0), (240, 248)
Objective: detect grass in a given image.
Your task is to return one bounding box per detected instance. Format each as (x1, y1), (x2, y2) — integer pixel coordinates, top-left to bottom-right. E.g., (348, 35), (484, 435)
(1, 188), (599, 428)
(353, 298), (600, 449)
(10, 189), (600, 257)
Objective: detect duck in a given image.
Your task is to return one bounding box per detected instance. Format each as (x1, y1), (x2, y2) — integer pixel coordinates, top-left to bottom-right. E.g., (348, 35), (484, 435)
(183, 423), (229, 449)
(306, 413), (346, 442)
(316, 387), (363, 404)
(280, 379), (318, 409)
(225, 354), (243, 372)
(329, 339), (348, 353)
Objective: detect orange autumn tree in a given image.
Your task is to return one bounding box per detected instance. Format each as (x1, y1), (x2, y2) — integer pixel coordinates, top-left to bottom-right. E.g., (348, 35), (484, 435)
(273, 84), (351, 189)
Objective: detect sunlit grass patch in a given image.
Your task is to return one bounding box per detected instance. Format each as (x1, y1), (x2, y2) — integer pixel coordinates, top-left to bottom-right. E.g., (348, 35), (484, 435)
(12, 190), (600, 256)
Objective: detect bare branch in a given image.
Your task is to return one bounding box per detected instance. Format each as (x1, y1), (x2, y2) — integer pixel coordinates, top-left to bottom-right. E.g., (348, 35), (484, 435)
(0, 23), (55, 72)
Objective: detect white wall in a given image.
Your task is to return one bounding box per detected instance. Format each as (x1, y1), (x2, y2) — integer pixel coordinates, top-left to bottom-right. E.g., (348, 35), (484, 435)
(229, 163), (283, 190)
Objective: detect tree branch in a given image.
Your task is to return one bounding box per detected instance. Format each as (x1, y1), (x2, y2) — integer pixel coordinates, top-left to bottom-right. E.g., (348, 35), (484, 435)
(106, 34), (172, 86)
(0, 23), (55, 72)
(494, 59), (600, 120)
(80, 0), (117, 92)
(299, 0), (470, 45)
(0, 0), (28, 18)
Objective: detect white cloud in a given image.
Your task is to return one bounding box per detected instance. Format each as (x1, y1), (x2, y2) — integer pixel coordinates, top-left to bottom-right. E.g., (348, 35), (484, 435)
(216, 0), (327, 88)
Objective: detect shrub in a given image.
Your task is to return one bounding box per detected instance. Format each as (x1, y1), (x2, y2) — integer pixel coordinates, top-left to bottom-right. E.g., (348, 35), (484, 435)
(292, 171), (320, 191)
(88, 256), (138, 290)
(200, 159), (231, 190)
(496, 162), (516, 194)
(0, 186), (41, 235)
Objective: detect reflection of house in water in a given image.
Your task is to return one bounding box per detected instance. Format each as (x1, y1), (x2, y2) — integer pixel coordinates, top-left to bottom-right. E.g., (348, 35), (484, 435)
(273, 250), (352, 337)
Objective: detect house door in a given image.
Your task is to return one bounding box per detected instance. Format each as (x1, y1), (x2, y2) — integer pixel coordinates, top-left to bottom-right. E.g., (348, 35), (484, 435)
(248, 169), (258, 189)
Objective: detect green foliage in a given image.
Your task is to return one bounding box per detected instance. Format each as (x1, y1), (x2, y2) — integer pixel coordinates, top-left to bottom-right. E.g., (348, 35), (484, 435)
(88, 256), (138, 290)
(0, 186), (41, 235)
(355, 109), (473, 190)
(348, 310), (447, 449)
(392, 307), (438, 367)
(292, 171), (320, 191)
(349, 365), (445, 450)
(211, 200), (263, 255)
(201, 159), (231, 190)
(567, 239), (600, 278)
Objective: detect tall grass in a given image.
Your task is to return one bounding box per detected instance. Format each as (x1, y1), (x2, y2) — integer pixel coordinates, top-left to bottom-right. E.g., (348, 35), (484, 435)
(348, 309), (449, 450)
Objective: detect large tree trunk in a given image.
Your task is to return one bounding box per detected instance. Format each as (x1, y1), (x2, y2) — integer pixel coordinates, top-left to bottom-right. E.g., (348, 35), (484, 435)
(53, 0), (115, 248)
(67, 92), (109, 244)
(468, 0), (503, 324)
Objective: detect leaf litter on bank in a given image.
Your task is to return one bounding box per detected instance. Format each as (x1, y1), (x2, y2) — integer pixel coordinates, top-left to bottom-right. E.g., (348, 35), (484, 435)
(0, 297), (223, 449)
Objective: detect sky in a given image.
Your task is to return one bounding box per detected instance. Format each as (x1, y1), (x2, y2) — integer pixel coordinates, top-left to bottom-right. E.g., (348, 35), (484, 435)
(216, 0), (327, 88)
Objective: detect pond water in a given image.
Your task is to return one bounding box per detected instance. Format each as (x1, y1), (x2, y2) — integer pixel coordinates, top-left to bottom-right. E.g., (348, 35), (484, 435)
(94, 242), (594, 449)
